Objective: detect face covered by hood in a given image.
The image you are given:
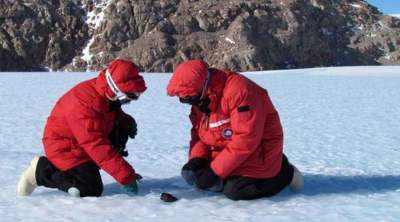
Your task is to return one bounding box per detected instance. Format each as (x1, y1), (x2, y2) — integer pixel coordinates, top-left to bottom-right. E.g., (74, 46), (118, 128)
(96, 59), (147, 104)
(167, 60), (209, 98)
(167, 60), (219, 114)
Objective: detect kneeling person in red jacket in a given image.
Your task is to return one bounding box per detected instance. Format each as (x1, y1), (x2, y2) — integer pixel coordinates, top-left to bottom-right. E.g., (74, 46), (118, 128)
(167, 60), (304, 200)
(17, 60), (146, 197)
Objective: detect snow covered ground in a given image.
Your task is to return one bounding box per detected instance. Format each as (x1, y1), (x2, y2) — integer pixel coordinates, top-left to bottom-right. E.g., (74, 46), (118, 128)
(1, 66), (400, 221)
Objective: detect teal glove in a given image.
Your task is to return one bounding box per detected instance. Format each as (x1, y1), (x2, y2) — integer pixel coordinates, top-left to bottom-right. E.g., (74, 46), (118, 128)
(121, 174), (142, 195)
(122, 181), (138, 194)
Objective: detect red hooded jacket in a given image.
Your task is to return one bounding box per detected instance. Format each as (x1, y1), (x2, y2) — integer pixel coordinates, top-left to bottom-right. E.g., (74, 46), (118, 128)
(167, 60), (284, 179)
(42, 60), (146, 185)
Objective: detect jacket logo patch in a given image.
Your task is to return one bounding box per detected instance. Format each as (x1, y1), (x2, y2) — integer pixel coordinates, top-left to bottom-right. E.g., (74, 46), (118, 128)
(238, 106), (250, 112)
(222, 128), (233, 139)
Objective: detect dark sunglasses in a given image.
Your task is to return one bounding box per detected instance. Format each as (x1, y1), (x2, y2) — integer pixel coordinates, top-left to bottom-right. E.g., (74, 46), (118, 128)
(118, 92), (141, 105)
(126, 92), (141, 100)
(178, 70), (211, 106)
(179, 95), (201, 105)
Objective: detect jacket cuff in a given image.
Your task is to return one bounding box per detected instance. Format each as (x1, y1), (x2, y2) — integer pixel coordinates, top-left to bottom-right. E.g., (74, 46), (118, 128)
(210, 161), (226, 179)
(119, 172), (136, 185)
(189, 141), (210, 159)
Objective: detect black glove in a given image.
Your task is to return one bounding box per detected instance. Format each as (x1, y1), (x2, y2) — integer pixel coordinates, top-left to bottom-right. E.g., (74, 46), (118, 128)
(194, 166), (220, 189)
(108, 126), (129, 157)
(126, 117), (137, 139)
(181, 158), (209, 185)
(182, 158), (209, 172)
(108, 116), (138, 157)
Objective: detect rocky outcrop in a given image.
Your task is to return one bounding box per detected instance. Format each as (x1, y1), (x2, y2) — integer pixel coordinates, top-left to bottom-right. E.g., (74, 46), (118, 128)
(1, 0), (399, 72)
(0, 0), (88, 71)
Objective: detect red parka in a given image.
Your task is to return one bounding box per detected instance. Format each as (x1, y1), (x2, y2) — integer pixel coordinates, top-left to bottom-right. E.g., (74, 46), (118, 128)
(167, 60), (284, 179)
(42, 60), (146, 185)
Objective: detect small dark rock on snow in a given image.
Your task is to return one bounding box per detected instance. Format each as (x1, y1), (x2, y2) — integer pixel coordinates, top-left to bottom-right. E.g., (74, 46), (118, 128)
(160, 192), (178, 202)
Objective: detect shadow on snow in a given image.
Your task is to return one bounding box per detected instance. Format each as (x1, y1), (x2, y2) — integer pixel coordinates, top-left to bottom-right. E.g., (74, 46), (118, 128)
(103, 176), (219, 200)
(300, 174), (400, 196)
(102, 174), (400, 199)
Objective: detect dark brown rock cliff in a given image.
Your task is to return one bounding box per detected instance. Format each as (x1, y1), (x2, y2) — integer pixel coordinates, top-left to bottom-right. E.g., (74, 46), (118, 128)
(1, 0), (399, 72)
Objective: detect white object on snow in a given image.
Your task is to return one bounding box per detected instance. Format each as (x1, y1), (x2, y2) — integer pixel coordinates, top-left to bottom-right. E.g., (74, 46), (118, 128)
(68, 187), (81, 197)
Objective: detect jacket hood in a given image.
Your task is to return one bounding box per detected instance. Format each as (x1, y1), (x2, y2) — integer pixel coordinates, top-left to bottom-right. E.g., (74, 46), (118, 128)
(96, 59), (147, 98)
(167, 60), (209, 97)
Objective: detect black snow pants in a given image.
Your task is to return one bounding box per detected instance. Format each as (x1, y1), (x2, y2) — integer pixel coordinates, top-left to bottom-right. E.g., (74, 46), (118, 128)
(222, 155), (294, 201)
(35, 156), (103, 197)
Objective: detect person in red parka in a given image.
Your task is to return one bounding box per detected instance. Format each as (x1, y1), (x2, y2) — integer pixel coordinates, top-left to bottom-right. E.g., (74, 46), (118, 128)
(167, 60), (304, 200)
(17, 59), (146, 197)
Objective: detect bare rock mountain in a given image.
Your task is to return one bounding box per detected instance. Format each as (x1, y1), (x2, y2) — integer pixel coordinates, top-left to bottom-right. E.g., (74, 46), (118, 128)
(0, 0), (89, 71)
(1, 0), (399, 72)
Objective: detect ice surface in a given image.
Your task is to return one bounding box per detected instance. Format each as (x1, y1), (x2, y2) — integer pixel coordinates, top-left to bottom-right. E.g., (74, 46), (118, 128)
(1, 66), (399, 221)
